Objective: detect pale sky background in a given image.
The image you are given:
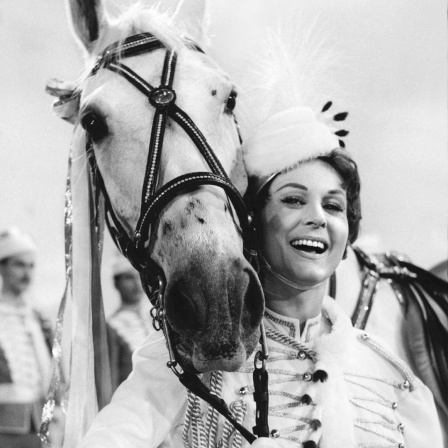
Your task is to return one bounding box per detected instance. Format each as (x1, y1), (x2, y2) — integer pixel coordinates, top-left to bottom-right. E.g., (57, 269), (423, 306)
(0, 0), (446, 321)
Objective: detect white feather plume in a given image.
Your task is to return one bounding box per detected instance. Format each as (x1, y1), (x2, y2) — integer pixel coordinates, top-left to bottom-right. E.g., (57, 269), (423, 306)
(237, 17), (347, 179)
(239, 19), (343, 138)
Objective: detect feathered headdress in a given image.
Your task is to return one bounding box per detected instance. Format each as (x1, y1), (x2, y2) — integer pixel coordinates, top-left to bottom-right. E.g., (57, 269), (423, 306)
(239, 24), (349, 192)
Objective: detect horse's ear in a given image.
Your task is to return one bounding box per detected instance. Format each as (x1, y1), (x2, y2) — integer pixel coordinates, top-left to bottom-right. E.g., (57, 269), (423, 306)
(172, 0), (210, 46)
(66, 0), (106, 52)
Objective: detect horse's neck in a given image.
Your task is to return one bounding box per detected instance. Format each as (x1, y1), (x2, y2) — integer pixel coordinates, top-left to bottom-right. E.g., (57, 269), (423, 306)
(330, 247), (364, 316)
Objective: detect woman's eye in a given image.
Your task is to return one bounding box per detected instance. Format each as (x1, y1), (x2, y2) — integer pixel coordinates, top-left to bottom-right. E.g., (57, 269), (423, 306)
(81, 112), (108, 142)
(225, 91), (237, 113)
(281, 197), (305, 206)
(324, 203), (344, 212)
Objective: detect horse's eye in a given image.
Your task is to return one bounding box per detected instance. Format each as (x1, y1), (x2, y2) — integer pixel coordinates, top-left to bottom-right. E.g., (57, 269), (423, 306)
(225, 91), (237, 113)
(81, 112), (108, 142)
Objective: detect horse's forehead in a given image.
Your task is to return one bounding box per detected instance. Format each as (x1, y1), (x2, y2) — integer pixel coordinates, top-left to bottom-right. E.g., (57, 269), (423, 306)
(77, 32), (241, 213)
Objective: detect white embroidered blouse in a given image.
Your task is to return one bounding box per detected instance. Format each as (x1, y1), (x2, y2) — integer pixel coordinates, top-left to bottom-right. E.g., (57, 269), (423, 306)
(76, 297), (443, 448)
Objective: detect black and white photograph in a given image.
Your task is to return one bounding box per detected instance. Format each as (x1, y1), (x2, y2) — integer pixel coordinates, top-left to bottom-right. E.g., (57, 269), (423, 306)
(0, 0), (446, 447)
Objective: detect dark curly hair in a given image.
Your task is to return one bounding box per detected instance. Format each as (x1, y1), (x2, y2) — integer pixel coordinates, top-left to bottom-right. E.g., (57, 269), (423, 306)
(248, 148), (362, 245)
(318, 149), (362, 243)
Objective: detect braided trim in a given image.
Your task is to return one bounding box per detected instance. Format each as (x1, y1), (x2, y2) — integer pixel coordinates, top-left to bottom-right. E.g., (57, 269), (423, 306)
(264, 311), (296, 337)
(230, 401), (247, 448)
(268, 354), (298, 363)
(344, 375), (392, 402)
(355, 418), (397, 431)
(354, 421), (400, 444)
(237, 366), (304, 375)
(190, 395), (202, 448)
(350, 395), (393, 409)
(215, 400), (248, 448)
(270, 402), (311, 412)
(221, 414), (235, 447)
(183, 390), (196, 448)
(344, 371), (403, 390)
(265, 328), (318, 362)
(269, 347), (302, 356)
(349, 398), (395, 424)
(268, 347), (301, 362)
(270, 390), (315, 403)
(304, 320), (319, 342)
(206, 371), (223, 448)
(240, 373), (314, 393)
(194, 395), (207, 448)
(358, 334), (415, 390)
(183, 392), (208, 448)
(269, 410), (316, 424)
(277, 423), (310, 435)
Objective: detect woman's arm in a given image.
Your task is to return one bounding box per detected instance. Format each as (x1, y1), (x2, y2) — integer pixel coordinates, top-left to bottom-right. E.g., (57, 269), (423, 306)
(77, 332), (187, 448)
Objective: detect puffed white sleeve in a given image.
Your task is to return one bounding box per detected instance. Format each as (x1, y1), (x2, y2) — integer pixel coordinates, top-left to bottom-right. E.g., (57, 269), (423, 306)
(398, 376), (444, 448)
(77, 331), (188, 448)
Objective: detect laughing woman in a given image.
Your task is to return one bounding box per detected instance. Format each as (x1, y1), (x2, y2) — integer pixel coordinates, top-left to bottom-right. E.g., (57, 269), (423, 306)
(238, 30), (443, 447)
(75, 32), (443, 448)
(244, 148), (443, 447)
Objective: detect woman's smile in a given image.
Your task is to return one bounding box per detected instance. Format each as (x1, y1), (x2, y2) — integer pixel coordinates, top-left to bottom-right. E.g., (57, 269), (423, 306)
(290, 237), (328, 258)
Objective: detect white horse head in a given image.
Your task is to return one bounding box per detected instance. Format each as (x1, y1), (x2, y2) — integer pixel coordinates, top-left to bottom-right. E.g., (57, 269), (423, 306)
(65, 0), (264, 373)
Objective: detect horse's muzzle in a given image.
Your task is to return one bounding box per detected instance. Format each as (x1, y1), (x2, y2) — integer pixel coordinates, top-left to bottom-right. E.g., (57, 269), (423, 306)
(164, 260), (264, 372)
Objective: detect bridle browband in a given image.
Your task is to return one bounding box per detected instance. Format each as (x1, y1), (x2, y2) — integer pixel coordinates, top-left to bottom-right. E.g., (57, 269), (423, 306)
(84, 33), (268, 442)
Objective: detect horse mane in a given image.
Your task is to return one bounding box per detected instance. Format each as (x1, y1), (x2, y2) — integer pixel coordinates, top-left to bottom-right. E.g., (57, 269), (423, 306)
(108, 3), (187, 51)
(79, 3), (189, 81)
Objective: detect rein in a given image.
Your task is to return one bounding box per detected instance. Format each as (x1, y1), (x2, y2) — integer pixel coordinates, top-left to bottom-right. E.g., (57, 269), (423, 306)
(85, 33), (268, 443)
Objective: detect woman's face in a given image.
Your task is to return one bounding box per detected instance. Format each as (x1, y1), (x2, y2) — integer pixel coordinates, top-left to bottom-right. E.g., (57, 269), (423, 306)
(258, 159), (349, 289)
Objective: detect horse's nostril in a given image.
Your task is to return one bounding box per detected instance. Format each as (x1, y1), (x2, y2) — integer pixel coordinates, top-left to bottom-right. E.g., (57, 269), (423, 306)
(165, 282), (202, 334)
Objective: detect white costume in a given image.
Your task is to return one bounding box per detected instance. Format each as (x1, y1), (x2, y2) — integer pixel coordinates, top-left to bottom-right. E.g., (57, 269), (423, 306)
(77, 298), (442, 448)
(0, 227), (53, 443)
(0, 301), (52, 433)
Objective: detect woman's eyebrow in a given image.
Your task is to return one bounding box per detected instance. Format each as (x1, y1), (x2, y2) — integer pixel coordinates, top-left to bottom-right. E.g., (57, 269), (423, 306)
(275, 184), (346, 196)
(275, 183), (307, 192)
(328, 189), (345, 196)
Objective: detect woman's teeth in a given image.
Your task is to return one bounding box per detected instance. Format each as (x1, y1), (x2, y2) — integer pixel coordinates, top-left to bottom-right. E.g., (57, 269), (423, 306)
(291, 239), (326, 254)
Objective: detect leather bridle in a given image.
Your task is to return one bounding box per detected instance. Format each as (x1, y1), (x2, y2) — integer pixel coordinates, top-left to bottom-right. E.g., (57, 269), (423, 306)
(85, 33), (251, 291)
(83, 33), (268, 442)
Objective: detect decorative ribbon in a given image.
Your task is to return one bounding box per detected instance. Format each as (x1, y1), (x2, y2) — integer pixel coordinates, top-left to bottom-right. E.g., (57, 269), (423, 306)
(39, 149), (73, 445)
(88, 164), (112, 410)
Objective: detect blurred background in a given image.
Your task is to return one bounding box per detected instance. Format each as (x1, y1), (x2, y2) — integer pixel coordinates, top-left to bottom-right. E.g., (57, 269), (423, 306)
(0, 0), (446, 321)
